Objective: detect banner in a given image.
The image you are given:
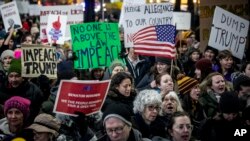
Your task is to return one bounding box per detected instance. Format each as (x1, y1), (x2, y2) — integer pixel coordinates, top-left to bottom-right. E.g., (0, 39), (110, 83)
(199, 0), (249, 52)
(21, 45), (57, 79)
(54, 80), (110, 116)
(122, 3), (174, 47)
(208, 7), (249, 59)
(70, 22), (121, 69)
(0, 1), (22, 32)
(40, 5), (83, 43)
(46, 14), (67, 45)
(173, 12), (191, 30)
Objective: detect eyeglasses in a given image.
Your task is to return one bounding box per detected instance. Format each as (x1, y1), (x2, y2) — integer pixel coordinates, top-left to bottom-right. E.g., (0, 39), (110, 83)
(106, 124), (126, 135)
(174, 124), (193, 131)
(147, 105), (161, 112)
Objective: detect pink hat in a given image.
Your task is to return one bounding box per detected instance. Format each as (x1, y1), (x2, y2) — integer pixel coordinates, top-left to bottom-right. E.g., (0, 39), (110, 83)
(4, 96), (31, 119)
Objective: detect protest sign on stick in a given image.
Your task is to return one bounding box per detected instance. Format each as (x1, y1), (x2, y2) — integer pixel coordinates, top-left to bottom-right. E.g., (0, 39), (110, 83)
(46, 14), (67, 45)
(0, 1), (22, 32)
(208, 6), (249, 59)
(54, 80), (110, 116)
(21, 44), (57, 79)
(40, 5), (83, 43)
(70, 22), (121, 69)
(122, 3), (174, 48)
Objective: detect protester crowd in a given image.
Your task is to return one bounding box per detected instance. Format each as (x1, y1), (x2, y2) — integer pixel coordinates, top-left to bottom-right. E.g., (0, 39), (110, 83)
(0, 13), (250, 141)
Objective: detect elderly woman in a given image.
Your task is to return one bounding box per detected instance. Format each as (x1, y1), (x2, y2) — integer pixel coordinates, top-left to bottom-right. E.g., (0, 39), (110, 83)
(102, 72), (137, 115)
(132, 89), (166, 139)
(0, 96), (33, 140)
(199, 72), (233, 118)
(159, 91), (184, 139)
(109, 59), (126, 78)
(99, 103), (150, 141)
(28, 113), (61, 141)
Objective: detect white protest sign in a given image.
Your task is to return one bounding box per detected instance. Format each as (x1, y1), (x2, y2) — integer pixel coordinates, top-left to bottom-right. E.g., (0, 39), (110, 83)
(123, 3), (174, 47)
(40, 5), (83, 43)
(16, 0), (29, 14)
(0, 1), (22, 32)
(29, 4), (40, 16)
(119, 0), (145, 27)
(46, 14), (67, 45)
(208, 6), (249, 59)
(173, 12), (191, 30)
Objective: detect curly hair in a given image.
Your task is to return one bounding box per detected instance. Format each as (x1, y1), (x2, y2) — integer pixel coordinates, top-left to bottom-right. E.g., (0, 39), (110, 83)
(110, 72), (134, 91)
(133, 89), (162, 114)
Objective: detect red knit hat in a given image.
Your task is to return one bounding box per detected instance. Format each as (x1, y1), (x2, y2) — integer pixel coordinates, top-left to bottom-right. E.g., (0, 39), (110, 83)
(4, 96), (31, 119)
(195, 58), (212, 72)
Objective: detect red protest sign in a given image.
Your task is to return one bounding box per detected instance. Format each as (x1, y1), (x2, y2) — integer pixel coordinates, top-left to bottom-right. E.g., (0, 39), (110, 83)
(54, 80), (110, 116)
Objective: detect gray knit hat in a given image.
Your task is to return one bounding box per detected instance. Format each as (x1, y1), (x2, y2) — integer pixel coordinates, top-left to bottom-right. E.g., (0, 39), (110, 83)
(1, 50), (14, 61)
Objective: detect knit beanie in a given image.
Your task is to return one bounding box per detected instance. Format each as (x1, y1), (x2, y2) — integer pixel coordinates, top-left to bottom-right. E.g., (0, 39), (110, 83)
(177, 75), (199, 95)
(102, 103), (132, 126)
(187, 47), (200, 57)
(109, 59), (126, 72)
(195, 58), (212, 72)
(0, 50), (14, 61)
(155, 57), (171, 65)
(4, 96), (31, 119)
(219, 91), (240, 113)
(8, 59), (21, 74)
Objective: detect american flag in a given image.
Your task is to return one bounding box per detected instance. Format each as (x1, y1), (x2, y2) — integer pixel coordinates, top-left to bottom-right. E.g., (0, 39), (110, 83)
(133, 24), (176, 59)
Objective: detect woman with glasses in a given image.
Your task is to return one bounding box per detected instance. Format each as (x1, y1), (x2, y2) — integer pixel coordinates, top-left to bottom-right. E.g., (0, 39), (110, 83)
(132, 89), (166, 139)
(99, 103), (150, 141)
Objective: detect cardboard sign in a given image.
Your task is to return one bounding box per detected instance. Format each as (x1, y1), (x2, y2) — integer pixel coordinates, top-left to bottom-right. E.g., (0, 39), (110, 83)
(40, 5), (83, 43)
(46, 14), (67, 45)
(119, 0), (145, 27)
(54, 80), (110, 116)
(199, 0), (249, 52)
(29, 4), (40, 16)
(173, 12), (191, 30)
(0, 1), (22, 32)
(21, 45), (57, 79)
(70, 22), (121, 69)
(208, 6), (249, 59)
(122, 3), (174, 47)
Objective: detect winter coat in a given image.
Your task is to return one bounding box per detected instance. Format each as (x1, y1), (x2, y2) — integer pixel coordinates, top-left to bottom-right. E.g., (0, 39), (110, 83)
(131, 113), (166, 139)
(97, 128), (151, 141)
(0, 118), (33, 141)
(199, 115), (243, 141)
(125, 56), (153, 88)
(136, 72), (154, 92)
(181, 94), (206, 139)
(0, 80), (44, 123)
(102, 89), (137, 115)
(199, 90), (219, 118)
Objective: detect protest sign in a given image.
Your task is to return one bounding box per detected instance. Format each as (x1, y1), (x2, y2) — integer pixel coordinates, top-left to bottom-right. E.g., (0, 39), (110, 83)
(70, 22), (121, 69)
(200, 0), (248, 52)
(40, 5), (83, 43)
(46, 14), (67, 45)
(54, 80), (110, 116)
(173, 12), (191, 30)
(208, 6), (249, 59)
(0, 1), (22, 32)
(21, 45), (57, 79)
(29, 4), (40, 16)
(16, 0), (29, 14)
(119, 0), (145, 27)
(122, 3), (174, 47)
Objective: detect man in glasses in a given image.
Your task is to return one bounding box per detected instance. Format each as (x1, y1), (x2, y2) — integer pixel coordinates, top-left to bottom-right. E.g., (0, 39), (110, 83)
(100, 103), (150, 141)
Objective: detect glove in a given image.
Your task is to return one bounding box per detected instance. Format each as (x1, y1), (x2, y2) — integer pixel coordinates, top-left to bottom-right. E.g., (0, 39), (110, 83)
(74, 111), (88, 136)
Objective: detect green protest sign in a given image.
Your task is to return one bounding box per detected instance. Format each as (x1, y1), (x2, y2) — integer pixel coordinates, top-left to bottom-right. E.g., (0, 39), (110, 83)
(70, 22), (121, 69)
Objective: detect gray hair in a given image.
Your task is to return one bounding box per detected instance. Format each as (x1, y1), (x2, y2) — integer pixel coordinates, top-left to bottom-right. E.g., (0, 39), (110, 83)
(133, 89), (162, 114)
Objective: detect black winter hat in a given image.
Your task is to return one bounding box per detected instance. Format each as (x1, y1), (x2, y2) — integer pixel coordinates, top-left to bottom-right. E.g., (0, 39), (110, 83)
(219, 91), (240, 113)
(155, 57), (171, 65)
(102, 103), (132, 126)
(231, 72), (250, 91)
